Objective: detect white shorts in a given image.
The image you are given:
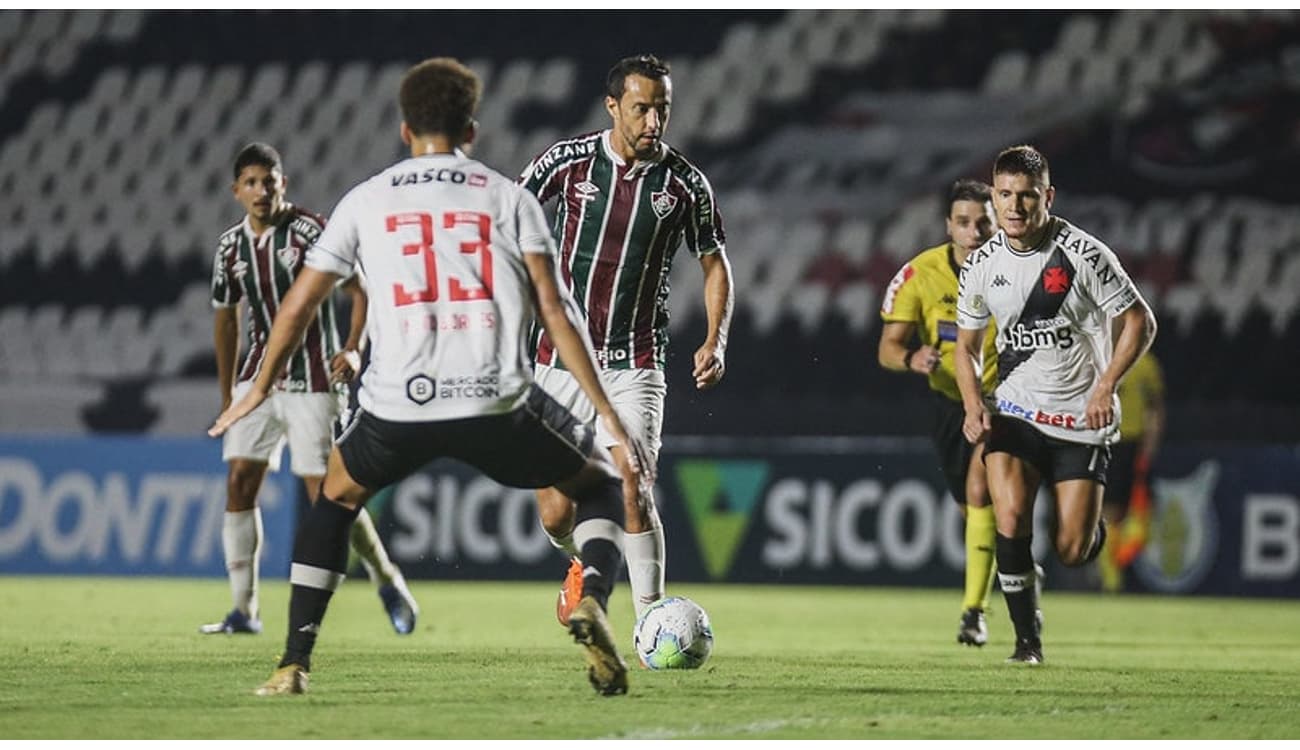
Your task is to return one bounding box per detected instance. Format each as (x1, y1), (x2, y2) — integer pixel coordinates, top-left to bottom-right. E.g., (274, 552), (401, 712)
(533, 364), (666, 465)
(221, 381), (345, 477)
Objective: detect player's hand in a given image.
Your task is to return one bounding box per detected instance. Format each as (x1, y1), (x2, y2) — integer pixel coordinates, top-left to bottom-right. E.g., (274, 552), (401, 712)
(208, 386), (268, 437)
(909, 345), (942, 374)
(962, 405), (991, 444)
(330, 349), (362, 384)
(1084, 384), (1116, 430)
(599, 412), (655, 489)
(692, 343), (726, 390)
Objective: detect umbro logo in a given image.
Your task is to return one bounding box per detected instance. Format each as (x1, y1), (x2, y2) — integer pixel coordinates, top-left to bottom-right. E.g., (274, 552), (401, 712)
(582, 565), (601, 578)
(574, 181), (599, 202)
(297, 622), (320, 634)
(992, 274), (1011, 287)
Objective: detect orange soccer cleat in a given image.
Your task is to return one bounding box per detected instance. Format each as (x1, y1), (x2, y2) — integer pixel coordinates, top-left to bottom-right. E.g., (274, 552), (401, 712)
(555, 557), (584, 626)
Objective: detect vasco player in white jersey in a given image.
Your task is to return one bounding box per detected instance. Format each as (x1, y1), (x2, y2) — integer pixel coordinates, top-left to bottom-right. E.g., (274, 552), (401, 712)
(519, 54), (734, 630)
(205, 142), (418, 637)
(954, 145), (1156, 664)
(210, 58), (649, 697)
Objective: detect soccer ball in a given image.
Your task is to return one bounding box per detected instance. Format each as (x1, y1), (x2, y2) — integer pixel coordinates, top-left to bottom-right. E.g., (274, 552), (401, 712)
(632, 596), (714, 670)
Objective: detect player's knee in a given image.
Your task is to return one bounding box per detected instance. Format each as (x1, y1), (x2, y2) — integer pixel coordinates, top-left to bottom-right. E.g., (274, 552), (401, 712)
(1055, 533), (1091, 566)
(535, 487), (575, 536)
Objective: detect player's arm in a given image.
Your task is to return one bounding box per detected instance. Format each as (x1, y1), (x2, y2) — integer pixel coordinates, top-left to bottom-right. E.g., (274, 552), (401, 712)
(330, 275), (368, 383)
(693, 251), (734, 390)
(213, 306), (239, 411)
(209, 267), (342, 436)
(524, 251), (651, 482)
(1086, 299), (1158, 430)
(878, 321), (940, 375)
(954, 325), (990, 444)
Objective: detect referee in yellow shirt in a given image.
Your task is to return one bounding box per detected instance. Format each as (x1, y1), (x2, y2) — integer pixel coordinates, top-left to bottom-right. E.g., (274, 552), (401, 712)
(878, 179), (1002, 646)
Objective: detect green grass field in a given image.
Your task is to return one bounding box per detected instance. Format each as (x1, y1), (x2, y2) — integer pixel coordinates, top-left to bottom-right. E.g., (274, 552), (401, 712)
(1, 576), (1297, 739)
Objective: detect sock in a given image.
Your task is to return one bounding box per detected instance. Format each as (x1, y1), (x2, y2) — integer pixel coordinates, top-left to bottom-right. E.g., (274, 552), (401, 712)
(546, 530), (581, 559)
(624, 523), (666, 617)
(222, 509), (263, 620)
(571, 476), (626, 610)
(281, 497), (360, 671)
(995, 533), (1040, 644)
(962, 504), (997, 612)
(349, 507), (398, 586)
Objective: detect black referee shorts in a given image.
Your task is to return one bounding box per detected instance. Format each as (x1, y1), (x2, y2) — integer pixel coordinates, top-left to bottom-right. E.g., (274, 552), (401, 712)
(931, 393), (976, 506)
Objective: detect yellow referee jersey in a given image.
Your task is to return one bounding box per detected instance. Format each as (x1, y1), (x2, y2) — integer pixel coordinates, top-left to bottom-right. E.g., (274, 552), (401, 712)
(1117, 352), (1163, 442)
(881, 242), (998, 402)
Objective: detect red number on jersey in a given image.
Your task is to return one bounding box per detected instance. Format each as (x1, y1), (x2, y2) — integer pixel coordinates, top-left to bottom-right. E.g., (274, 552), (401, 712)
(387, 211), (494, 306)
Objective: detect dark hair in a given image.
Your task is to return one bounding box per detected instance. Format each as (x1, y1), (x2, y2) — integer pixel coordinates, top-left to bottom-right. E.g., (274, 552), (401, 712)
(606, 54), (671, 99)
(232, 142), (282, 181)
(948, 179), (991, 210)
(400, 57), (481, 138)
(993, 144), (1050, 183)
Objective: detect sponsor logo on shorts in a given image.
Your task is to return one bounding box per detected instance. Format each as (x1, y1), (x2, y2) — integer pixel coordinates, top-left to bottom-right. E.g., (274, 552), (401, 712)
(406, 375), (436, 404)
(997, 398), (1078, 429)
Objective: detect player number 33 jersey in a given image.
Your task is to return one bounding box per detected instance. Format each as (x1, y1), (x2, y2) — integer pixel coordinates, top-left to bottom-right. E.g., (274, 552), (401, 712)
(956, 216), (1144, 445)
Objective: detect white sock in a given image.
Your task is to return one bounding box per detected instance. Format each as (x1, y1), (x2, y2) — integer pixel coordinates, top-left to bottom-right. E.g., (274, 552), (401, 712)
(624, 524), (665, 617)
(349, 507), (398, 586)
(546, 529), (581, 559)
(222, 508), (262, 620)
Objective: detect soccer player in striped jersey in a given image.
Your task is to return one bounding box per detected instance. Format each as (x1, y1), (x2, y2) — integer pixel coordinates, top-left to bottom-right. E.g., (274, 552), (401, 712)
(955, 145), (1157, 664)
(212, 58), (646, 696)
(204, 142), (418, 637)
(879, 179), (1004, 647)
(519, 54), (735, 629)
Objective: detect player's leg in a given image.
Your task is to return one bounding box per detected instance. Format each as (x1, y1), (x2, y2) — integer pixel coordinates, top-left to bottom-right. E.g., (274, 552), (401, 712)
(204, 388), (282, 634)
(984, 417), (1047, 663)
(1099, 441), (1137, 591)
(259, 409), (427, 695)
(601, 369), (666, 618)
(959, 442), (997, 646)
(467, 385), (629, 695)
(289, 392), (419, 634)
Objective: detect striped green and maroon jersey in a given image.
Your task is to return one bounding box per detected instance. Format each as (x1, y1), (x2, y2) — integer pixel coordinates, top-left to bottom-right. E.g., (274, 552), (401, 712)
(210, 204), (342, 393)
(519, 130), (726, 371)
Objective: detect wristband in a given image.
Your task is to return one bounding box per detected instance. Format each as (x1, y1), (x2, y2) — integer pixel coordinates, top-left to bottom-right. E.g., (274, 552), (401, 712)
(903, 346), (920, 371)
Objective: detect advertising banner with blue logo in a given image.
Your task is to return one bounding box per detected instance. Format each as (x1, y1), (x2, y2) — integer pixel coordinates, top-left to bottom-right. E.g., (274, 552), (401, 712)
(375, 437), (1300, 598)
(0, 437), (296, 577)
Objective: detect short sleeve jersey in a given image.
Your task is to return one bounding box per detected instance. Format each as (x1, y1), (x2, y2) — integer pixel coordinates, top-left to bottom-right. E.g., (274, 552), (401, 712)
(956, 216), (1144, 445)
(880, 242), (999, 402)
(211, 206), (343, 393)
(306, 153), (556, 422)
(519, 130), (725, 371)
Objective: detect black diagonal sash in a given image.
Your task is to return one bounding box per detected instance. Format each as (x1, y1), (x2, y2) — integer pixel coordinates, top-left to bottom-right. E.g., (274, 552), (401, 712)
(997, 246), (1076, 382)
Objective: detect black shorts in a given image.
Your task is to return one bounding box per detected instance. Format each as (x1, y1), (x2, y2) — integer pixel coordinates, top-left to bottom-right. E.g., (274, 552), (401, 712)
(337, 384), (595, 491)
(985, 415), (1110, 485)
(932, 394), (975, 506)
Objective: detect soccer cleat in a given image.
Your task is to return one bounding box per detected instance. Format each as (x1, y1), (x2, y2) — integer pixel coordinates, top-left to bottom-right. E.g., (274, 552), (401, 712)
(199, 608), (262, 635)
(555, 557), (584, 627)
(1006, 638), (1044, 665)
(378, 576), (420, 635)
(254, 664), (309, 696)
(568, 595), (629, 696)
(956, 608), (988, 647)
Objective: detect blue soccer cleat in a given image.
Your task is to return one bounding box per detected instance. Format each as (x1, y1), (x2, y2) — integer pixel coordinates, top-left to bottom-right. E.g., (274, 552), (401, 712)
(199, 608), (262, 635)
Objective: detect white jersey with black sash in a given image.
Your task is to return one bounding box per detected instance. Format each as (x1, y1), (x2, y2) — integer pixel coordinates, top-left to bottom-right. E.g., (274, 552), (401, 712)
(956, 216), (1144, 446)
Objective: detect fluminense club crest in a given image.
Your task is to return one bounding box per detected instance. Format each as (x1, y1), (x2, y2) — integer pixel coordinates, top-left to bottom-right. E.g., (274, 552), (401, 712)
(650, 189), (678, 218)
(277, 244), (300, 269)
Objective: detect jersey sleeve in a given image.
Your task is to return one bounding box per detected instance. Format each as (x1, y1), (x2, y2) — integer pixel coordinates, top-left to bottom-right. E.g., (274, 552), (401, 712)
(879, 261), (921, 323)
(305, 189), (360, 277)
(515, 186), (558, 257)
(956, 260), (989, 329)
(518, 141), (568, 204)
(210, 238), (241, 309)
(683, 170), (726, 258)
(1081, 240), (1142, 316)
